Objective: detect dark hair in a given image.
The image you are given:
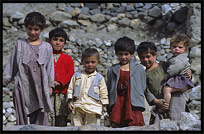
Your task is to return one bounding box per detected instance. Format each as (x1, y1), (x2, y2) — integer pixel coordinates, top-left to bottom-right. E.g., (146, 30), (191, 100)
(49, 28), (68, 42)
(170, 34), (191, 50)
(114, 36), (135, 55)
(24, 12), (46, 29)
(137, 42), (157, 56)
(82, 48), (99, 62)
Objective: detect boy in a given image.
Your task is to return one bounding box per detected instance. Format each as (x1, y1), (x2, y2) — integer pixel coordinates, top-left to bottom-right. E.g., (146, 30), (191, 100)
(48, 28), (74, 126)
(3, 12), (54, 125)
(136, 41), (191, 124)
(67, 48), (109, 126)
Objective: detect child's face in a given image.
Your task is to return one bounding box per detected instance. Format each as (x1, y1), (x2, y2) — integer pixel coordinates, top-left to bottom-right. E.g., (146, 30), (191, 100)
(82, 56), (99, 75)
(50, 36), (66, 52)
(171, 42), (186, 57)
(116, 51), (133, 65)
(138, 52), (157, 70)
(26, 25), (42, 42)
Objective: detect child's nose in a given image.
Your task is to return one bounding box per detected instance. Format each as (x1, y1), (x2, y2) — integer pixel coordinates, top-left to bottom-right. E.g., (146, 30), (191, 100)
(56, 40), (60, 44)
(122, 55), (126, 58)
(31, 30), (35, 34)
(144, 57), (148, 61)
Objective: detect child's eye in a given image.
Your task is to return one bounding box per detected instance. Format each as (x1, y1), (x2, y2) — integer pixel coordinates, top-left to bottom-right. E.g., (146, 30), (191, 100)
(34, 28), (40, 31)
(59, 39), (65, 42)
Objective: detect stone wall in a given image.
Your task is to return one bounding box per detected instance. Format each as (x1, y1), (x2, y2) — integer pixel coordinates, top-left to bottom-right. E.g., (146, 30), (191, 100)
(2, 3), (201, 130)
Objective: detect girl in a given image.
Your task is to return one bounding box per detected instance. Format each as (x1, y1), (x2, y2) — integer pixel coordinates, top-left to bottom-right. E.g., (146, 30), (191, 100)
(106, 37), (146, 127)
(162, 34), (194, 111)
(3, 12), (54, 126)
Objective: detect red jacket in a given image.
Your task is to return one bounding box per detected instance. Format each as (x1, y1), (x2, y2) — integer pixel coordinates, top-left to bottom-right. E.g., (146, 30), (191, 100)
(54, 52), (74, 94)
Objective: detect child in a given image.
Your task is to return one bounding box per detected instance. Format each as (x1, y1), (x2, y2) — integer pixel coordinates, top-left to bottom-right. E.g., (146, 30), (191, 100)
(2, 12), (54, 126)
(106, 36), (146, 128)
(48, 28), (74, 126)
(162, 34), (194, 111)
(137, 41), (191, 124)
(67, 48), (109, 126)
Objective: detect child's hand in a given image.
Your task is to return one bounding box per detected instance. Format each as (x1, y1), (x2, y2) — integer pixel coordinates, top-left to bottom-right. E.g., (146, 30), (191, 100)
(154, 99), (166, 108)
(54, 81), (61, 87)
(68, 103), (73, 112)
(49, 87), (53, 96)
(186, 69), (192, 79)
(162, 101), (169, 110)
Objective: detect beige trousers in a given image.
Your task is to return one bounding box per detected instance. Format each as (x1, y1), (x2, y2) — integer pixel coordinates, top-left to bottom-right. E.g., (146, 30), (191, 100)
(71, 107), (101, 126)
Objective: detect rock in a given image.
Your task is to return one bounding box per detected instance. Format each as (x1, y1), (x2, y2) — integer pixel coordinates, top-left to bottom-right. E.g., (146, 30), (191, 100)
(78, 14), (90, 20)
(189, 85), (201, 100)
(3, 102), (13, 109)
(143, 3), (152, 9)
(3, 87), (10, 95)
(171, 7), (188, 24)
(135, 3), (144, 8)
(80, 7), (89, 15)
(79, 124), (108, 130)
(3, 108), (6, 114)
(95, 38), (103, 47)
(59, 20), (79, 28)
(189, 45), (201, 58)
(70, 3), (81, 7)
(11, 11), (24, 20)
(56, 3), (66, 11)
(160, 38), (166, 44)
(8, 115), (16, 122)
(3, 17), (12, 27)
(162, 4), (172, 15)
(166, 22), (176, 33)
(90, 14), (106, 23)
(107, 24), (118, 33)
(148, 6), (162, 18)
(104, 40), (112, 47)
(77, 20), (91, 26)
(50, 11), (72, 24)
(3, 115), (6, 121)
(70, 7), (81, 17)
(190, 59), (201, 75)
(6, 107), (13, 114)
(160, 119), (179, 130)
(116, 6), (126, 13)
(143, 16), (155, 24)
(130, 19), (140, 30)
(126, 5), (135, 12)
(84, 3), (99, 10)
(102, 9), (111, 15)
(178, 112), (201, 130)
(90, 8), (101, 15)
(118, 18), (130, 27)
(64, 7), (74, 13)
